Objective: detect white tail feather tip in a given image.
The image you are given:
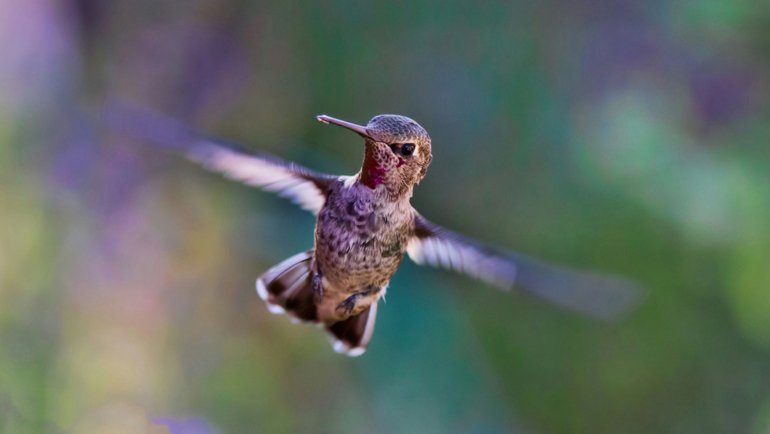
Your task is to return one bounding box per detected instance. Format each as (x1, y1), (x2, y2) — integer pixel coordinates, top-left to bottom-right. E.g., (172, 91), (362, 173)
(332, 340), (366, 357)
(255, 278), (269, 300)
(256, 278), (286, 315)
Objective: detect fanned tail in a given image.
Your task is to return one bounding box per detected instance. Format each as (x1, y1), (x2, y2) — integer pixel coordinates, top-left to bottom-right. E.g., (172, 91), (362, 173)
(256, 251), (379, 356)
(256, 251), (318, 322)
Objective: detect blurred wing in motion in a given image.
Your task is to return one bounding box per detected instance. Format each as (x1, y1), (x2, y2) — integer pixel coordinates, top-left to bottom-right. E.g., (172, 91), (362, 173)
(104, 103), (336, 214)
(407, 214), (645, 320)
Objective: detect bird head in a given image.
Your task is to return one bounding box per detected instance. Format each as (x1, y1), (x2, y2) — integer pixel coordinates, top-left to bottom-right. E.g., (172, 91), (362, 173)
(317, 114), (432, 197)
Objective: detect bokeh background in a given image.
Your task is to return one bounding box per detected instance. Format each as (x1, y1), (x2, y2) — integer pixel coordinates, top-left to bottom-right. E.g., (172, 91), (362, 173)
(2, 0), (770, 433)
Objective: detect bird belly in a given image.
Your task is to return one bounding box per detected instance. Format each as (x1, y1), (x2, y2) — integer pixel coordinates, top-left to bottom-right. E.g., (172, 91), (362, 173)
(313, 224), (406, 322)
(316, 218), (405, 275)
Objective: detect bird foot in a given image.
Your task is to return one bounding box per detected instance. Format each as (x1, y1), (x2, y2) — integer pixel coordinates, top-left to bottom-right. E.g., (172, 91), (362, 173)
(335, 286), (378, 316)
(336, 294), (361, 315)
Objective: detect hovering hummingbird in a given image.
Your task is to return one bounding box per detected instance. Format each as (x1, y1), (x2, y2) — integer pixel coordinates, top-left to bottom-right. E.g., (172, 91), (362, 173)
(107, 105), (642, 356)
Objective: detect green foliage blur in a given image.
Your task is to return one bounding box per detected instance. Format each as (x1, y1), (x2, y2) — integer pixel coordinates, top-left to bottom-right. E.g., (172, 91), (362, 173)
(2, 0), (770, 433)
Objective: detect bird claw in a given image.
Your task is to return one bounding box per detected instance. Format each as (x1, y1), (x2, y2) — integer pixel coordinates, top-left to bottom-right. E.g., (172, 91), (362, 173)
(336, 294), (360, 315)
(335, 286), (379, 316)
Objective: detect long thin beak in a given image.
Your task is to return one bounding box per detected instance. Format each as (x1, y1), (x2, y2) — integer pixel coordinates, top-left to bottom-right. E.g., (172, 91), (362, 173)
(316, 114), (370, 138)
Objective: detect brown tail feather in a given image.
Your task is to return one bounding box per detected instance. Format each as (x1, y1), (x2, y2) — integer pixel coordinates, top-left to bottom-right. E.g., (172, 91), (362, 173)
(256, 251), (318, 322)
(327, 302), (378, 357)
(256, 250), (379, 356)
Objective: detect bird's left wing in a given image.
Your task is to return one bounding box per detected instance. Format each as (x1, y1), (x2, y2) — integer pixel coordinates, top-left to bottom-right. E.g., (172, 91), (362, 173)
(104, 103), (336, 214)
(407, 213), (644, 320)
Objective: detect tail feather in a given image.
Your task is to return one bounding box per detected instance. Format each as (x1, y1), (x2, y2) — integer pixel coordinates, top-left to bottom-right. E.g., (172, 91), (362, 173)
(256, 250), (379, 356)
(256, 251), (317, 322)
(327, 303), (378, 357)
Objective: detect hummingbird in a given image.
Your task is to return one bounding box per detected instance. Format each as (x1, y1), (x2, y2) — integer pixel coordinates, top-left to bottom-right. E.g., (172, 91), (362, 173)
(106, 105), (643, 356)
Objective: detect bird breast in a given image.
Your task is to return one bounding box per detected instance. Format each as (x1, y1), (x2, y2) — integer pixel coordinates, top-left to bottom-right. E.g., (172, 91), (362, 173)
(314, 179), (412, 292)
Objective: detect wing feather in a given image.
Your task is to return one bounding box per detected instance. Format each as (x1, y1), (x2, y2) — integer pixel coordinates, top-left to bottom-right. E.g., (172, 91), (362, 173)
(105, 103), (335, 214)
(407, 213), (644, 320)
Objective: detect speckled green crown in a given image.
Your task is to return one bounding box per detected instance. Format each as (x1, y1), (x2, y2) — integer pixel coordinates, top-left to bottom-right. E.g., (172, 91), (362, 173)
(366, 115), (430, 143)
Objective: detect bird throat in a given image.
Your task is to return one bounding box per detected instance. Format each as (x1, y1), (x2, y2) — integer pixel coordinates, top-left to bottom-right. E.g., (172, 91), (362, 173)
(360, 149), (389, 189)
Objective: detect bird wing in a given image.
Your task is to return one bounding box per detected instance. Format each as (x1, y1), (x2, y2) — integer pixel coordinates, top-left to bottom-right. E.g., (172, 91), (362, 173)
(406, 213), (644, 320)
(104, 103), (336, 214)
(182, 141), (334, 213)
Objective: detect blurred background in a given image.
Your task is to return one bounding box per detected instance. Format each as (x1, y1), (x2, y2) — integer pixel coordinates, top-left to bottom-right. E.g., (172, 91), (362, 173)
(2, 0), (770, 432)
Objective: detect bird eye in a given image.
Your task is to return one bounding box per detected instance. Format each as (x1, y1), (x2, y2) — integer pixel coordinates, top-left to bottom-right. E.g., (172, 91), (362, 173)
(400, 143), (415, 156)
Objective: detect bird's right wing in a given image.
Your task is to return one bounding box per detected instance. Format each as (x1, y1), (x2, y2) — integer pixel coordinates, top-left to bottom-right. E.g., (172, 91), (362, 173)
(104, 103), (337, 214)
(407, 213), (645, 320)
